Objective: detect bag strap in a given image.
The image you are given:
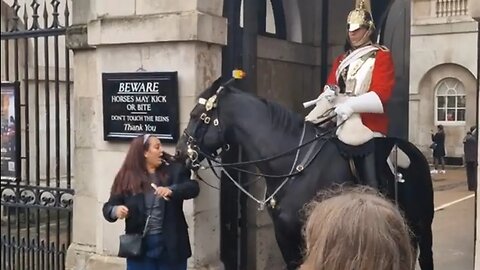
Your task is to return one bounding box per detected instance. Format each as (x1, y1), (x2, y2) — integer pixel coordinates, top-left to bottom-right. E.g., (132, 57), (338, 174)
(142, 215), (151, 237)
(141, 183), (158, 237)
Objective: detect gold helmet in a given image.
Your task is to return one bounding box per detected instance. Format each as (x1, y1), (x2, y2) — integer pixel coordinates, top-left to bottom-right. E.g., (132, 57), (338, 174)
(347, 0), (375, 32)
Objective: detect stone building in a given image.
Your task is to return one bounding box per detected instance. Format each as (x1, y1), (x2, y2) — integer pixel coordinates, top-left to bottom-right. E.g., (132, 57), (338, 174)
(63, 1), (325, 268)
(62, 1), (410, 269)
(4, 0), (477, 270)
(410, 0), (478, 163)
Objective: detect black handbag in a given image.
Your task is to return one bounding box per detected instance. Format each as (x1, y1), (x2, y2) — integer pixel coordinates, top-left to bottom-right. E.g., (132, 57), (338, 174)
(118, 194), (155, 258)
(118, 215), (151, 258)
(118, 233), (144, 258)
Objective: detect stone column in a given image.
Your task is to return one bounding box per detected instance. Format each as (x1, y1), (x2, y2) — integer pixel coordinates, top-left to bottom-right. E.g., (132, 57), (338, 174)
(65, 0), (226, 269)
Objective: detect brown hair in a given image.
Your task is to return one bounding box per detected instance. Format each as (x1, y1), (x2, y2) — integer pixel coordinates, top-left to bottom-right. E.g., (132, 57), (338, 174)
(110, 135), (170, 195)
(301, 186), (415, 270)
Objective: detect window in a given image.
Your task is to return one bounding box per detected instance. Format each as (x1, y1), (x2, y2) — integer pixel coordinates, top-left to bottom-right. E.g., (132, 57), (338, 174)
(435, 78), (466, 124)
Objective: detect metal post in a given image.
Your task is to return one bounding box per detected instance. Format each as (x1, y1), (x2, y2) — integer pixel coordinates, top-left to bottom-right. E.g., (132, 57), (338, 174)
(242, 1), (258, 269)
(320, 0), (329, 86)
(242, 0), (258, 94)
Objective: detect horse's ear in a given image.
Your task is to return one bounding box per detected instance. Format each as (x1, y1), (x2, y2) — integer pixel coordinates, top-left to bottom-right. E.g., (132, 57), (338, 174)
(210, 77), (223, 91)
(200, 77), (223, 98)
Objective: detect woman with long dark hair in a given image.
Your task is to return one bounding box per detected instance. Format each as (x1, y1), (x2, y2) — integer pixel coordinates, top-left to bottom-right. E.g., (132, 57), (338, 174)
(103, 134), (199, 270)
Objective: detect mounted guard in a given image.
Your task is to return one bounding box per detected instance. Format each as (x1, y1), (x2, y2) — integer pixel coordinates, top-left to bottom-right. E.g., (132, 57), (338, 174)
(304, 0), (395, 189)
(176, 1), (434, 269)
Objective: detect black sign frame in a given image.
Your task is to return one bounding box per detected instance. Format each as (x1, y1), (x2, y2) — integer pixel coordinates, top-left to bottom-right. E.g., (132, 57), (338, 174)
(102, 72), (179, 143)
(1, 81), (21, 182)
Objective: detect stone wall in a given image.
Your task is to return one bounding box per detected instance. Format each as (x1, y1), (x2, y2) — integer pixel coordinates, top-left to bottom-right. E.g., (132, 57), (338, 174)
(65, 0), (226, 269)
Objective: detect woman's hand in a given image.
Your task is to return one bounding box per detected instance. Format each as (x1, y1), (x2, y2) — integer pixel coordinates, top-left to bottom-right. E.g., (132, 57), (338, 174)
(151, 183), (172, 200)
(155, 186), (172, 199)
(115, 205), (129, 219)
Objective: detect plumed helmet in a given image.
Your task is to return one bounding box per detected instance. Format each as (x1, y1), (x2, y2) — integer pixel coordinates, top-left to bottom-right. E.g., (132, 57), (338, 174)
(347, 0), (375, 32)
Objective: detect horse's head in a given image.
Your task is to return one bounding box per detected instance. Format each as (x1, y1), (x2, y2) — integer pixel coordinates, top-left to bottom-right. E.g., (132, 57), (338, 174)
(176, 78), (231, 170)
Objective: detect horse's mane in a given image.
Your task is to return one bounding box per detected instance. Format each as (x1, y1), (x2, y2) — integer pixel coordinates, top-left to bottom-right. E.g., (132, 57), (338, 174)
(262, 99), (304, 133)
(224, 86), (304, 134)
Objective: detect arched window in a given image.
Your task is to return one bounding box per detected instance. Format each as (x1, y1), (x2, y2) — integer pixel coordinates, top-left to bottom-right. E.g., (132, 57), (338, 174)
(435, 78), (466, 124)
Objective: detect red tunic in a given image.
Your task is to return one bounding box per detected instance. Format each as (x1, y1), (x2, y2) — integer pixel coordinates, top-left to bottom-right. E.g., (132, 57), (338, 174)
(326, 49), (395, 135)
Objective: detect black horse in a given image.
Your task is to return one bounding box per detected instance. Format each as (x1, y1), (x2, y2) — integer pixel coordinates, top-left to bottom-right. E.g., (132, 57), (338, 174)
(176, 79), (434, 270)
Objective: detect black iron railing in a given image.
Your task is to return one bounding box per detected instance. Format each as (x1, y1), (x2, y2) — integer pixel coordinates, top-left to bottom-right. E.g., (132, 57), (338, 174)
(1, 1), (73, 270)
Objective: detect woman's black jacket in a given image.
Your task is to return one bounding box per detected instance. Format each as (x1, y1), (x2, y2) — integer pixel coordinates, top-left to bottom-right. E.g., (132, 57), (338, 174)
(432, 131), (446, 157)
(102, 163), (199, 262)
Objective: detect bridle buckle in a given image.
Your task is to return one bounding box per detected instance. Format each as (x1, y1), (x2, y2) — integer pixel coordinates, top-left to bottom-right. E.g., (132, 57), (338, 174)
(205, 95), (217, 111)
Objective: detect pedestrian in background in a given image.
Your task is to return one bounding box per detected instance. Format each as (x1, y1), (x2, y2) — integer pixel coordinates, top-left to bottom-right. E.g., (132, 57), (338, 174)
(300, 186), (415, 270)
(102, 134), (199, 270)
(464, 126), (477, 191)
(431, 125), (446, 174)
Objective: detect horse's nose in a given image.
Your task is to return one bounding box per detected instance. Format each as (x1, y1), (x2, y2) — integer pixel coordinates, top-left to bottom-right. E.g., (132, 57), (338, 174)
(175, 149), (185, 160)
(175, 138), (185, 154)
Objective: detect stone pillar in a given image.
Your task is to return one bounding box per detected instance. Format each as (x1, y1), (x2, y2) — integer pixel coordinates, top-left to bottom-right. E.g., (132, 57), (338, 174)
(65, 1), (226, 269)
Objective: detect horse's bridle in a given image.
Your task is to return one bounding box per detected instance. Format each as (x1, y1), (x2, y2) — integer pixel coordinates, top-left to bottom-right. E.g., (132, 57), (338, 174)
(183, 81), (231, 169)
(182, 79), (344, 209)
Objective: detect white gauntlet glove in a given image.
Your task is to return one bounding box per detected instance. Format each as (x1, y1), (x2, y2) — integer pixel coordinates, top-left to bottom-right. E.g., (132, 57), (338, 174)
(319, 88), (336, 102)
(303, 85), (339, 108)
(334, 103), (354, 120)
(334, 92), (384, 121)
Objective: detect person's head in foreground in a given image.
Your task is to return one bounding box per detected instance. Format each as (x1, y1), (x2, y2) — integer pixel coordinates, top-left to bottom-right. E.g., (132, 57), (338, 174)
(301, 186), (415, 270)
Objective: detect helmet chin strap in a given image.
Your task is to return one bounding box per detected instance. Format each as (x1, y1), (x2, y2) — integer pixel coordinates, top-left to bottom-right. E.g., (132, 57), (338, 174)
(348, 29), (373, 49)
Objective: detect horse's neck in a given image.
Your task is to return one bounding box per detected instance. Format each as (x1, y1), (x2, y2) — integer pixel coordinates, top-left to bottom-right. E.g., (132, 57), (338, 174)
(224, 96), (304, 174)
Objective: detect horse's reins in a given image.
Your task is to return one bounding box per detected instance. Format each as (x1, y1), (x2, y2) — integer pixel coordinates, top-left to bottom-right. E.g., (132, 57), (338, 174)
(184, 81), (346, 209)
(186, 112), (340, 178)
(193, 121), (332, 210)
(215, 123), (307, 209)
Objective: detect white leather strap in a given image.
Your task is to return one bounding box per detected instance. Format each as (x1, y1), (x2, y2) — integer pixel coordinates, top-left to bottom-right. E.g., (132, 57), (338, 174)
(335, 45), (379, 81)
